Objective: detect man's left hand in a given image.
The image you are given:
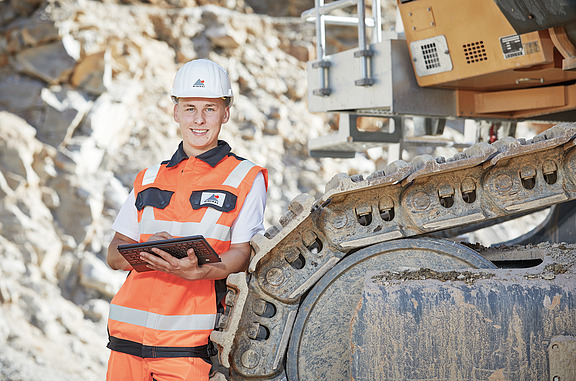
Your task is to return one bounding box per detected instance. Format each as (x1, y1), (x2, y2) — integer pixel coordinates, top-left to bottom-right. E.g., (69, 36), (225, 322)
(140, 247), (206, 280)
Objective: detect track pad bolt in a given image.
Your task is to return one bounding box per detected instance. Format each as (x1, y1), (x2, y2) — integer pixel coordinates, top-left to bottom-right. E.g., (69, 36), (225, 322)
(252, 299), (267, 316)
(328, 209), (348, 229)
(543, 160), (558, 184)
(412, 191), (430, 210)
(302, 231), (317, 247)
(520, 166), (536, 180)
(246, 323), (269, 341)
(284, 247), (301, 264)
(355, 205), (373, 226)
(461, 178), (476, 193)
(461, 178), (477, 203)
(520, 165), (537, 189)
(241, 349), (260, 369)
(542, 160), (557, 174)
(253, 299), (276, 317)
(438, 184), (454, 198)
(438, 184), (455, 208)
(266, 267), (284, 286)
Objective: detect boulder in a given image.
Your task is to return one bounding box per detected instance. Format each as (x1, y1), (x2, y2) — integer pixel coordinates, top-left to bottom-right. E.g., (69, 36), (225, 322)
(71, 50), (112, 95)
(38, 86), (92, 147)
(12, 38), (79, 85)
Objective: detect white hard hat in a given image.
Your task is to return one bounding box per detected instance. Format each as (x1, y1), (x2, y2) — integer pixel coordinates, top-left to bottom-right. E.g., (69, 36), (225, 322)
(170, 59), (233, 105)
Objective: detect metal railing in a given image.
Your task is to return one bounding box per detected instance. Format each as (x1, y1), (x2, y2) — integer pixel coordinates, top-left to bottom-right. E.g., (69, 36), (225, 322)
(302, 0), (383, 95)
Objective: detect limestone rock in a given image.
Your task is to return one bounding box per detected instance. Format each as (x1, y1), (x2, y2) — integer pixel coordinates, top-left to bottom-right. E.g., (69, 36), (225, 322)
(12, 39), (79, 85)
(38, 86), (92, 147)
(0, 73), (44, 119)
(71, 50), (112, 95)
(8, 0), (43, 17)
(79, 253), (124, 299)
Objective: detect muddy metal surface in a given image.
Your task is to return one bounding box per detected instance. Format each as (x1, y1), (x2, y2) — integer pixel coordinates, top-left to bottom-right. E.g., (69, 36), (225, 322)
(355, 244), (576, 381)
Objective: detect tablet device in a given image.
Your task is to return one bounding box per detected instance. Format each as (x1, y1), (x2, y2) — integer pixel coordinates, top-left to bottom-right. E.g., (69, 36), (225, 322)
(118, 235), (221, 273)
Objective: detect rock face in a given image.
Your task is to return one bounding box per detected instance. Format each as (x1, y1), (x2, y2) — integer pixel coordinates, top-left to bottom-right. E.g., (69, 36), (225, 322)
(0, 0), (392, 379)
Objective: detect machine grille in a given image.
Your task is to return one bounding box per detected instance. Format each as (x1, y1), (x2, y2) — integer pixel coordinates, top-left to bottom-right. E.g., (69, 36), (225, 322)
(421, 42), (441, 70)
(410, 35), (453, 77)
(463, 41), (487, 64)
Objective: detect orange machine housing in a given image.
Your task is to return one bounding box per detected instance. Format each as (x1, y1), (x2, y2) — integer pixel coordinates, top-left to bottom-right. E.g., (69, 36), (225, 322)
(397, 0), (576, 119)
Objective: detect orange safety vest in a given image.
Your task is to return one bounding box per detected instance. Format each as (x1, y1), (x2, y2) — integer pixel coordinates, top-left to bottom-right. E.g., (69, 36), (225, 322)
(107, 141), (267, 360)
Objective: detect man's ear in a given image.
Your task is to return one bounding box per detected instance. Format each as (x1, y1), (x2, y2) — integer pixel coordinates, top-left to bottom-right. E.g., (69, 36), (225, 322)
(222, 107), (230, 124)
(173, 103), (179, 123)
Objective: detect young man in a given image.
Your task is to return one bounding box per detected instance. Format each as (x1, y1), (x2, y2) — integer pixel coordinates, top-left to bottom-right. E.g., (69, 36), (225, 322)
(106, 59), (268, 380)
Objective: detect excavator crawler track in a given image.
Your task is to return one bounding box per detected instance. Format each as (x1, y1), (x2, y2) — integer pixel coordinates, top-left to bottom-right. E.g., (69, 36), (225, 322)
(210, 123), (576, 380)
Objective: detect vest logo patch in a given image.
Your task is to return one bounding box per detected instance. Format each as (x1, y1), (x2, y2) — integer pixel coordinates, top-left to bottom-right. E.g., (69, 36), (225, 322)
(200, 192), (226, 207)
(191, 189), (237, 212)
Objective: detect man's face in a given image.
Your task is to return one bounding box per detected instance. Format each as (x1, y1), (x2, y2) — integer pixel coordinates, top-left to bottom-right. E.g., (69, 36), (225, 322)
(174, 97), (230, 157)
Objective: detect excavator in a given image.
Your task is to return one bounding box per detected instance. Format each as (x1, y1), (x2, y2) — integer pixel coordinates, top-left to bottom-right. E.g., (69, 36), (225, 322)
(211, 0), (576, 379)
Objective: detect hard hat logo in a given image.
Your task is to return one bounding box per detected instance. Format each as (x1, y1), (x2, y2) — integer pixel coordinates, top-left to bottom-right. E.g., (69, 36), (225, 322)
(170, 59), (233, 105)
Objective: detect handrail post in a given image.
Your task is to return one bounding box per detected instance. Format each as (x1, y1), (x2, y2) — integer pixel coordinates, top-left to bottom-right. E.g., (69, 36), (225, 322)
(313, 0), (332, 96)
(315, 0), (326, 61)
(355, 0), (375, 86)
(372, 0), (382, 43)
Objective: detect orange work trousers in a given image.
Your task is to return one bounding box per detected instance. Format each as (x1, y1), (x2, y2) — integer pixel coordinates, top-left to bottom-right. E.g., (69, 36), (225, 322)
(106, 350), (212, 381)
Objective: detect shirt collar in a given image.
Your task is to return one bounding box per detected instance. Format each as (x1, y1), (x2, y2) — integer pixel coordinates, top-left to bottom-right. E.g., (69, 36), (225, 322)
(166, 140), (232, 168)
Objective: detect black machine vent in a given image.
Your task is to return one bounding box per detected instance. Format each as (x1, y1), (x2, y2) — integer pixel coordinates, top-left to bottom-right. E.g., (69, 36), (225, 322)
(421, 42), (441, 70)
(410, 35), (453, 77)
(464, 41), (488, 64)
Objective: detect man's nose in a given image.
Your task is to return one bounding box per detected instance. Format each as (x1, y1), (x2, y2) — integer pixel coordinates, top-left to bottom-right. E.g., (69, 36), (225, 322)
(194, 114), (205, 125)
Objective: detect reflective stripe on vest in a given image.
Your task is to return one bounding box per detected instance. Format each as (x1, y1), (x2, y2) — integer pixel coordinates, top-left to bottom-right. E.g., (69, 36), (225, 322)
(109, 304), (216, 331)
(138, 207), (231, 240)
(222, 159), (257, 187)
(142, 164), (161, 186)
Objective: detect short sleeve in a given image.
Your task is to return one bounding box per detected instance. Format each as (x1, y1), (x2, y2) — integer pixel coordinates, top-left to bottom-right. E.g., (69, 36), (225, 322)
(111, 189), (140, 242)
(230, 171), (267, 244)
